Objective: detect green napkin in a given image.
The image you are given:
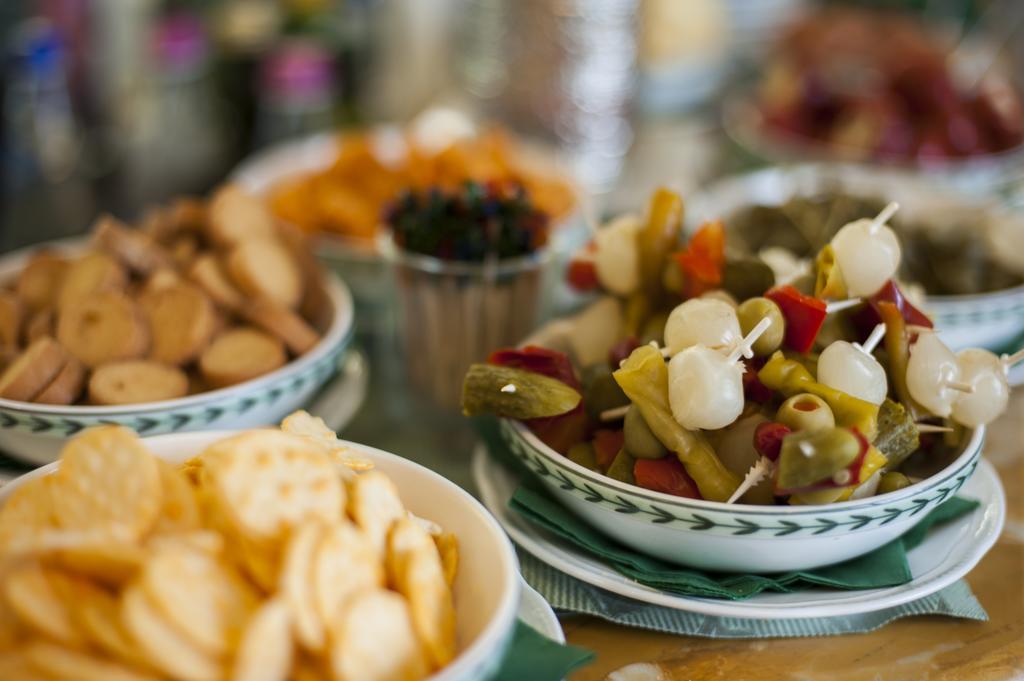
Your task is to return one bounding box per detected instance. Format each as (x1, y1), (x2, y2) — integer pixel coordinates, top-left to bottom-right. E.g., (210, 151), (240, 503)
(494, 621), (594, 681)
(511, 485), (979, 600)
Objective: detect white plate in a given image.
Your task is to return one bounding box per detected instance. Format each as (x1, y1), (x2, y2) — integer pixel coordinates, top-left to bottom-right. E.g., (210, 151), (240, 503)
(517, 579), (565, 644)
(473, 447), (1005, 620)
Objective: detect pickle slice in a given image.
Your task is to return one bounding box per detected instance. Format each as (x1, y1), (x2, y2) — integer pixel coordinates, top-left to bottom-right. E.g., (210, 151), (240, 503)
(461, 364), (581, 419)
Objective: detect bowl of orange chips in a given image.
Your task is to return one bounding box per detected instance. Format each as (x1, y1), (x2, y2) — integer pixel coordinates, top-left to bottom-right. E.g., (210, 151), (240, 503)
(0, 411), (521, 681)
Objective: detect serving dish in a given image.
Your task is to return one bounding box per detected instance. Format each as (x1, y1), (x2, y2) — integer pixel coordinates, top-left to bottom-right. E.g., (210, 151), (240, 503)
(498, 417), (983, 573)
(689, 163), (1024, 353)
(0, 238), (355, 464)
(475, 445), (1004, 618)
(0, 430), (523, 681)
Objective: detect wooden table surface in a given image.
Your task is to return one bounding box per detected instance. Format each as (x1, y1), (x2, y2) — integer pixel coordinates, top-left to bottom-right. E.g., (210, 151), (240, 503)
(561, 391), (1024, 681)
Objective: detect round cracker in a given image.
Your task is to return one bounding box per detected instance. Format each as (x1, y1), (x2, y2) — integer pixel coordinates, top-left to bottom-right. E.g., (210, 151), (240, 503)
(92, 214), (173, 275)
(140, 283), (217, 366)
(16, 251), (68, 311)
(51, 425), (162, 543)
(0, 337), (68, 402)
(199, 430), (343, 544)
(34, 356), (85, 405)
(25, 640), (158, 681)
(230, 597), (293, 681)
(66, 578), (151, 669)
(120, 584), (222, 681)
(57, 292), (149, 368)
(241, 297), (320, 355)
(279, 522), (324, 652)
(328, 589), (428, 681)
(207, 184), (277, 247)
(2, 565), (84, 647)
(387, 518), (457, 669)
(153, 458), (201, 533)
(198, 328), (286, 389)
(142, 547), (257, 657)
(0, 292), (25, 352)
(347, 471), (405, 558)
(88, 360), (188, 406)
(57, 251), (127, 311)
(0, 475), (58, 554)
(313, 521), (383, 630)
(226, 239), (302, 309)
(187, 255), (244, 311)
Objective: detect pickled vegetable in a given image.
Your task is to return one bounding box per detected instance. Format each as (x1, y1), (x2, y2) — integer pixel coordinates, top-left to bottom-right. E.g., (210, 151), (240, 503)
(878, 300), (925, 420)
(722, 257), (776, 301)
(873, 398), (919, 469)
(639, 311), (669, 346)
(758, 351), (879, 439)
(753, 421), (790, 461)
(877, 471), (912, 494)
(638, 188), (684, 299)
(593, 429), (625, 470)
(814, 245), (847, 299)
(830, 215), (901, 297)
(790, 445), (887, 504)
(664, 298), (741, 355)
(581, 363), (629, 420)
(613, 345), (740, 501)
(624, 405), (668, 460)
(776, 393), (836, 432)
(567, 442), (599, 471)
(462, 364), (582, 418)
(906, 331), (960, 417)
(668, 346), (745, 431)
(673, 221), (725, 298)
(594, 215), (641, 296)
(817, 340), (888, 405)
(736, 297), (785, 356)
(776, 427), (865, 493)
(951, 348), (1010, 427)
(764, 286), (827, 353)
(633, 457), (702, 498)
(606, 449), (636, 484)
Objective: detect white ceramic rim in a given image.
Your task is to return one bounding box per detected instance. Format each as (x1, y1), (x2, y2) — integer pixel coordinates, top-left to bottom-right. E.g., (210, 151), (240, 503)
(474, 447), (1005, 619)
(517, 580), (565, 644)
(0, 238), (355, 416)
(509, 419), (985, 515)
(0, 430), (523, 681)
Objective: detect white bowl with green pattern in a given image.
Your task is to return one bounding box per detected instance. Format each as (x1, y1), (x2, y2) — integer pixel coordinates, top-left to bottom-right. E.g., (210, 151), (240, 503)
(0, 241), (356, 465)
(500, 419), (984, 573)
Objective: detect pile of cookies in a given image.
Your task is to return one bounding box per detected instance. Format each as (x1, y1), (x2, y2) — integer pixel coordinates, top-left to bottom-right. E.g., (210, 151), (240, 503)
(0, 412), (459, 681)
(0, 185), (331, 406)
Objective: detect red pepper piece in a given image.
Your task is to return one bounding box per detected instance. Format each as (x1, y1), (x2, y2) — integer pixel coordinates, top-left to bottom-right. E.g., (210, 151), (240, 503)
(489, 346), (580, 389)
(592, 429), (625, 471)
(527, 405), (588, 456)
(742, 357), (774, 402)
(765, 285), (827, 353)
(633, 457), (703, 499)
(851, 279), (933, 339)
(608, 336), (641, 368)
(567, 258), (599, 292)
(753, 421), (791, 462)
(672, 221), (725, 298)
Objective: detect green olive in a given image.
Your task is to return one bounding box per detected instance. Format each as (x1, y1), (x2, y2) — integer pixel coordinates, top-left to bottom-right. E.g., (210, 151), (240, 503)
(624, 405), (668, 460)
(582, 364), (629, 420)
(877, 471), (912, 494)
(776, 393), (835, 432)
(777, 427), (861, 491)
(736, 297), (785, 356)
(722, 257), (775, 301)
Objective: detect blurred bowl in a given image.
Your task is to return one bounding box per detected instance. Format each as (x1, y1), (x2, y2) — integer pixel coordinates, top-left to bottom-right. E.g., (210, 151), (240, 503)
(689, 163), (1024, 353)
(0, 238), (356, 465)
(723, 92), (1024, 201)
(231, 131), (588, 333)
(0, 429), (522, 681)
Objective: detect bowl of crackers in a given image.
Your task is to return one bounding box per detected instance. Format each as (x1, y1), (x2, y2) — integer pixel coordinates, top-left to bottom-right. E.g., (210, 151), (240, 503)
(0, 185), (355, 464)
(0, 412), (522, 681)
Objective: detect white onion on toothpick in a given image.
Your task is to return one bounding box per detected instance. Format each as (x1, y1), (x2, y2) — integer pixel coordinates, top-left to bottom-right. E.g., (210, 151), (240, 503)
(950, 348), (1010, 427)
(663, 298), (741, 357)
(906, 331), (966, 418)
(830, 202), (902, 298)
(816, 323), (888, 405)
(593, 215), (642, 296)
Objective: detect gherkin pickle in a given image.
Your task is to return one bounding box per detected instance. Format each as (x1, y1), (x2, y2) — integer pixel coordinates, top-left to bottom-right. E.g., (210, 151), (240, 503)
(461, 364), (581, 419)
(582, 363), (629, 420)
(877, 471), (912, 494)
(567, 442), (599, 471)
(624, 405), (668, 460)
(736, 297), (785, 356)
(776, 427), (862, 492)
(605, 449), (636, 484)
(776, 393), (835, 432)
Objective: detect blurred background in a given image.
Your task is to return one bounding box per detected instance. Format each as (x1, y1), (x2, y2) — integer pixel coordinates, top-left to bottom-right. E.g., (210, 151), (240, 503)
(2, 0), (1021, 252)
